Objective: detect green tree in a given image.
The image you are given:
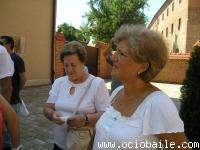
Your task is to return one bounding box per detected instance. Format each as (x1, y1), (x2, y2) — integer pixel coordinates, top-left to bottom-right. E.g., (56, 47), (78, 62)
(84, 0), (148, 42)
(180, 41), (200, 143)
(57, 23), (90, 42)
(57, 23), (77, 41)
(75, 25), (90, 43)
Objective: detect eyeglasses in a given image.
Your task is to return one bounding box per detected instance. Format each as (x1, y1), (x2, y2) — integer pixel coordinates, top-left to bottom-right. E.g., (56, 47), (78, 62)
(114, 50), (128, 60)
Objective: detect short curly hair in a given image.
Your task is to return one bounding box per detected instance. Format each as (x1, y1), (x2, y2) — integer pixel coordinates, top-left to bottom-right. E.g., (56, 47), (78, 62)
(112, 24), (168, 82)
(60, 41), (87, 63)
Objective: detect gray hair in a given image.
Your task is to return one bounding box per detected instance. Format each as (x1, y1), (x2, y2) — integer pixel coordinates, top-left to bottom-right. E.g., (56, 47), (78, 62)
(60, 41), (87, 63)
(113, 24), (168, 82)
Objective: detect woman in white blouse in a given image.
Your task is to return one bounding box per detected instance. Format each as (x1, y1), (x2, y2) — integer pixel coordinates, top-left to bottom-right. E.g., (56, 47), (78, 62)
(43, 41), (110, 150)
(93, 25), (191, 150)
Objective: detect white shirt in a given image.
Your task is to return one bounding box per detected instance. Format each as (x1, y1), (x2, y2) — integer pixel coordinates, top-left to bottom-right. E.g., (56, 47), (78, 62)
(0, 45), (14, 92)
(93, 86), (184, 150)
(47, 74), (110, 149)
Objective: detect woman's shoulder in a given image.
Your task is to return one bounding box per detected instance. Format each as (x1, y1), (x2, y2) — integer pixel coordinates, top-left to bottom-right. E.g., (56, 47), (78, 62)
(141, 91), (178, 115)
(90, 75), (105, 84)
(146, 91), (173, 106)
(141, 91), (184, 135)
(53, 76), (67, 85)
(92, 75), (103, 81)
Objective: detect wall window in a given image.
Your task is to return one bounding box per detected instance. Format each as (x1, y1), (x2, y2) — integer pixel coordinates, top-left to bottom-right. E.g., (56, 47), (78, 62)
(167, 8), (169, 16)
(172, 2), (174, 11)
(178, 18), (181, 30)
(157, 18), (159, 25)
(171, 24), (174, 34)
(162, 13), (164, 20)
(166, 27), (168, 37)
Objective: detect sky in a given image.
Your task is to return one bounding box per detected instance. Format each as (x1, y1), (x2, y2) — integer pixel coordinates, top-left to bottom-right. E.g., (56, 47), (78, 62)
(56, 0), (166, 29)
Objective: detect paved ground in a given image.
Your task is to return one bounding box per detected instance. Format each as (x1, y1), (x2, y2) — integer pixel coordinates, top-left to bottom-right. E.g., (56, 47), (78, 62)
(20, 85), (53, 150)
(19, 80), (182, 149)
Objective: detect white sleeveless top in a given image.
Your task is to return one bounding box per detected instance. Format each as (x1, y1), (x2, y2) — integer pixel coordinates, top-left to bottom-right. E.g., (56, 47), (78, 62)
(93, 86), (184, 150)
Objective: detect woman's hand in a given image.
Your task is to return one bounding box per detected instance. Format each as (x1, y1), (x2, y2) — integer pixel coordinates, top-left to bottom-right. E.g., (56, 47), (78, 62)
(67, 114), (85, 128)
(52, 111), (65, 125)
(43, 103), (65, 125)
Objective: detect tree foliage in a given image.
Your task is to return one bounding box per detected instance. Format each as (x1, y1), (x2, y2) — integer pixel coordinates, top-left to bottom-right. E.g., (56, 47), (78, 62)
(180, 41), (200, 143)
(75, 25), (91, 43)
(57, 23), (76, 41)
(57, 23), (90, 42)
(84, 0), (148, 42)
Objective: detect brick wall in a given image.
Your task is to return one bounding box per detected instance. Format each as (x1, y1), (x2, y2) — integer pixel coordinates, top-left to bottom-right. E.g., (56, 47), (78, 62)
(54, 32), (99, 79)
(54, 32), (65, 78)
(153, 53), (190, 84)
(84, 45), (99, 76)
(54, 34), (190, 84)
(95, 41), (190, 84)
(95, 42), (112, 78)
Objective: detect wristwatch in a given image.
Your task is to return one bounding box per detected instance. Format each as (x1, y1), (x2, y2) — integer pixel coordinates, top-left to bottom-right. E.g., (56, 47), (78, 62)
(12, 144), (23, 150)
(84, 114), (89, 126)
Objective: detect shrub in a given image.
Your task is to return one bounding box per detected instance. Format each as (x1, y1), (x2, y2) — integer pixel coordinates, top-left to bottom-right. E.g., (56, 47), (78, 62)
(180, 40), (200, 142)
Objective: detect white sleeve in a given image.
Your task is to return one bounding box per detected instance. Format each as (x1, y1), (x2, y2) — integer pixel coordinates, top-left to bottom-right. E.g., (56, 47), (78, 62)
(47, 78), (62, 103)
(142, 92), (184, 135)
(94, 78), (110, 112)
(0, 51), (14, 79)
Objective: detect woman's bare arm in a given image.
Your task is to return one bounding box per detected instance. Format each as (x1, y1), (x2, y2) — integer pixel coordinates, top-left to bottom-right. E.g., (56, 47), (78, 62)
(0, 95), (20, 147)
(157, 132), (192, 150)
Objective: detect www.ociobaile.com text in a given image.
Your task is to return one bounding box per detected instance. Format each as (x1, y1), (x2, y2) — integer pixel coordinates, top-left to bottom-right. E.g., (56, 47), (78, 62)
(97, 140), (200, 149)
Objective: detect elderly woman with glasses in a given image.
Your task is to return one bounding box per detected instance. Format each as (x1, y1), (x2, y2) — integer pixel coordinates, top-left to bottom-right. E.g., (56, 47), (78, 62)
(93, 25), (191, 150)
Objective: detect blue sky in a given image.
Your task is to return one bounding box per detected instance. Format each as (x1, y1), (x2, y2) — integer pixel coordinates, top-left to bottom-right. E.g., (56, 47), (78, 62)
(56, 0), (166, 29)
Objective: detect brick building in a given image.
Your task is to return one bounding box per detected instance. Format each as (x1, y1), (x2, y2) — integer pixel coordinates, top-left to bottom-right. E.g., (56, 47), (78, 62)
(148, 0), (200, 53)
